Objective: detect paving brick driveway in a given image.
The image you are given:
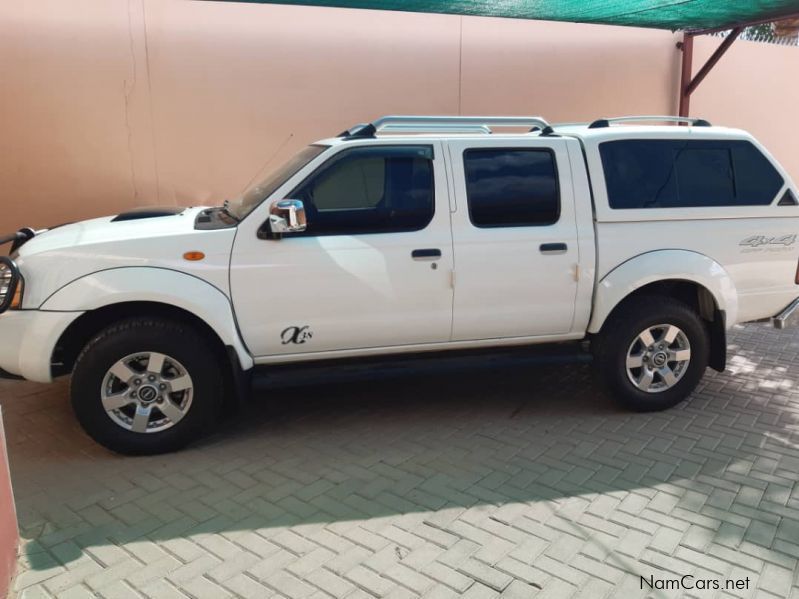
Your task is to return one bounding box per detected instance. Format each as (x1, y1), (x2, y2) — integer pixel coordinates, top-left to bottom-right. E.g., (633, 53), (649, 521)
(3, 323), (799, 598)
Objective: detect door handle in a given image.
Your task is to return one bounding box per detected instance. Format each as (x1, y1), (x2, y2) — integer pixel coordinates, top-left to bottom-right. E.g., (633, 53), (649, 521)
(412, 248), (442, 260)
(540, 242), (568, 255)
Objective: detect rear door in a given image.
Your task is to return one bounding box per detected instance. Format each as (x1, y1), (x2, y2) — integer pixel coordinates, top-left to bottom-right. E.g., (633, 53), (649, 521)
(446, 138), (580, 340)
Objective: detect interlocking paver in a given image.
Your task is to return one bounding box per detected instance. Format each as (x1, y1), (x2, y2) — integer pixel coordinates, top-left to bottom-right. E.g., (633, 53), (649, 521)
(221, 574), (270, 598)
(456, 558), (513, 592)
(344, 564), (397, 596)
(759, 563), (794, 597)
(460, 582), (501, 599)
(421, 561), (475, 592)
(5, 323), (799, 597)
(139, 578), (191, 598)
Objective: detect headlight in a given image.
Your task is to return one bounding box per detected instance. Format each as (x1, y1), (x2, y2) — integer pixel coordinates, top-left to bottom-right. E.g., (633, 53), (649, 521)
(0, 257), (22, 313)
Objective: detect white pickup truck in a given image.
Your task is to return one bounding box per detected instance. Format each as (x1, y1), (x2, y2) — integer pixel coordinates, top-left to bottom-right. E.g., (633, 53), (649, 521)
(2, 115), (798, 454)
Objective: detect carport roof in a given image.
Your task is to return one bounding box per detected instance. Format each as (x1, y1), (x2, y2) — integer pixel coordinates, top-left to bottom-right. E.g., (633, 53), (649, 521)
(225, 0), (799, 32)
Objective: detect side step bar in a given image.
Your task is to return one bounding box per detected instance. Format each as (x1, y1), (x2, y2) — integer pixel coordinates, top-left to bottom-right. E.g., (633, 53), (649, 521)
(773, 298), (799, 329)
(252, 343), (591, 390)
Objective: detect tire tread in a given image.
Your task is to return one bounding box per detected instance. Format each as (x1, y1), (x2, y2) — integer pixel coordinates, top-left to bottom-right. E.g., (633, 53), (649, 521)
(71, 317), (222, 455)
(592, 295), (709, 412)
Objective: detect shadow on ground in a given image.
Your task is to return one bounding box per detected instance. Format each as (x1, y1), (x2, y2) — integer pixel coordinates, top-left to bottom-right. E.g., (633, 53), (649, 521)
(3, 324), (799, 577)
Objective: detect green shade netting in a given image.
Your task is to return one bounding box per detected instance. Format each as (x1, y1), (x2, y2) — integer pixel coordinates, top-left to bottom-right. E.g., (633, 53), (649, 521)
(224, 0), (799, 31)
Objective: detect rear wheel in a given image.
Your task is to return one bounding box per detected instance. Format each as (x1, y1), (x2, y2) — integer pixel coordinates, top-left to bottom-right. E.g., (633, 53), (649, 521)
(71, 318), (222, 454)
(592, 296), (709, 412)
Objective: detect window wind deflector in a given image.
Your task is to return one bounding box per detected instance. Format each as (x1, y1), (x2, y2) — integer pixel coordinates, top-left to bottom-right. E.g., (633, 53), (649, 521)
(778, 189), (799, 206)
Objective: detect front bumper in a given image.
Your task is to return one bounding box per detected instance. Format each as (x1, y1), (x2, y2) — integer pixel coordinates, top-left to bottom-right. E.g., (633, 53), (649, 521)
(773, 298), (799, 330)
(0, 310), (83, 382)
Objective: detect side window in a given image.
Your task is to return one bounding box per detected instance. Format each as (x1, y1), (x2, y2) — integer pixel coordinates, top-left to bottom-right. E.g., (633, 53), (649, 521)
(674, 147), (734, 206)
(289, 145), (434, 236)
(600, 139), (783, 209)
(731, 142), (785, 205)
(463, 148), (560, 227)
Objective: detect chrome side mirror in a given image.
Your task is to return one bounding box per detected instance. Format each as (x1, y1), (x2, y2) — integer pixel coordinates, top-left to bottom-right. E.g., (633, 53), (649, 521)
(267, 199), (306, 237)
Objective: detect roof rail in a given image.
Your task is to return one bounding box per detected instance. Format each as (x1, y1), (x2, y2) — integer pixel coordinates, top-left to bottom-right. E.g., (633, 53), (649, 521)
(339, 115), (555, 138)
(380, 123), (493, 134)
(588, 115), (712, 129)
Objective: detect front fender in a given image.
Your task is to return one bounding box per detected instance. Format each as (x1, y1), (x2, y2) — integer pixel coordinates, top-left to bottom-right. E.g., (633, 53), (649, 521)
(588, 250), (739, 334)
(40, 267), (253, 370)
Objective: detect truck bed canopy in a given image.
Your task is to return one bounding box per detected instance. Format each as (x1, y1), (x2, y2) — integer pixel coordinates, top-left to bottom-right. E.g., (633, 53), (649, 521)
(227, 0), (799, 32)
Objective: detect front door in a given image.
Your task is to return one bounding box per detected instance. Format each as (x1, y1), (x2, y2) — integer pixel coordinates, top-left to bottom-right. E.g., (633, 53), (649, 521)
(230, 141), (454, 357)
(446, 138), (580, 340)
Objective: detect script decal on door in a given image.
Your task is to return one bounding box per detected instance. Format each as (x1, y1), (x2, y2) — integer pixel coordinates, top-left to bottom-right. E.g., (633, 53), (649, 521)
(281, 325), (313, 345)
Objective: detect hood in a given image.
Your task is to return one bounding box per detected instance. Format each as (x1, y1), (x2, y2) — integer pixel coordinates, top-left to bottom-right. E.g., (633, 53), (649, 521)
(111, 206), (186, 222)
(12, 205), (237, 310)
(17, 207), (206, 258)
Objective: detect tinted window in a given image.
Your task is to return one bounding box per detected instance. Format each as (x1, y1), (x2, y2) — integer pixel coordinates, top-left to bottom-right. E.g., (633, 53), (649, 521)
(290, 146), (434, 235)
(464, 149), (560, 227)
(732, 142), (785, 204)
(674, 147), (735, 206)
(600, 140), (783, 209)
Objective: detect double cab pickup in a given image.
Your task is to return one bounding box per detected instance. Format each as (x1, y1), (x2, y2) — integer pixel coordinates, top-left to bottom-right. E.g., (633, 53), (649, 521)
(1, 115), (798, 454)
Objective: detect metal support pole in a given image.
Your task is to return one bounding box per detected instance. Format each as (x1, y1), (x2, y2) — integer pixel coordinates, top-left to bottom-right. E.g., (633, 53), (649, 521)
(678, 27), (742, 117)
(678, 33), (694, 117)
(686, 27), (742, 96)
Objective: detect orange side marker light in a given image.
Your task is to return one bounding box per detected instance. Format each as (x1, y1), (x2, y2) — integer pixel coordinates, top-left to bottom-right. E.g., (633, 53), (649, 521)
(183, 251), (205, 261)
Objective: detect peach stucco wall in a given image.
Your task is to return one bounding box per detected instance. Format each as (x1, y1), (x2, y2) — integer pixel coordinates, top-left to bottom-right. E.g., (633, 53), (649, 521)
(0, 0), (680, 233)
(691, 35), (799, 188)
(0, 1), (796, 234)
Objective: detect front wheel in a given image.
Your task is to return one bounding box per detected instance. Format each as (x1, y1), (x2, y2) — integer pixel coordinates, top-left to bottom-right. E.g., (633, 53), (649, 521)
(592, 296), (710, 412)
(71, 317), (223, 454)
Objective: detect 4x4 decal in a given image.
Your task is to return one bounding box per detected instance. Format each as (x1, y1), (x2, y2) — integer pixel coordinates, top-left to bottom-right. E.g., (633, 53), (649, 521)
(281, 326), (313, 345)
(739, 234), (796, 248)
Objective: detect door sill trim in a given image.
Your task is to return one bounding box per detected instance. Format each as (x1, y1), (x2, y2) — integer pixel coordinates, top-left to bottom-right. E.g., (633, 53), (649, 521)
(252, 333), (584, 365)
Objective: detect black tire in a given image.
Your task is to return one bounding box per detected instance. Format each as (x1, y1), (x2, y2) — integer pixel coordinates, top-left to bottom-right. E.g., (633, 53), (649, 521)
(71, 317), (223, 455)
(592, 296), (709, 412)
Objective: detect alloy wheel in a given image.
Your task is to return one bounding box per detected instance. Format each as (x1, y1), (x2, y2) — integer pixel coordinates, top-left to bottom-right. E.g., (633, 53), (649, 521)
(100, 352), (194, 433)
(625, 324), (691, 393)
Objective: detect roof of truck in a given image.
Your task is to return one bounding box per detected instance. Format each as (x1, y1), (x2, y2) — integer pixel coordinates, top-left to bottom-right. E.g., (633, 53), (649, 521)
(551, 123), (751, 141)
(317, 125), (752, 146)
(320, 116), (753, 146)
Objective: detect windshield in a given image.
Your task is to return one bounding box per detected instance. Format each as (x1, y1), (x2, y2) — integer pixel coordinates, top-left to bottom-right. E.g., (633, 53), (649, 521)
(226, 144), (328, 220)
